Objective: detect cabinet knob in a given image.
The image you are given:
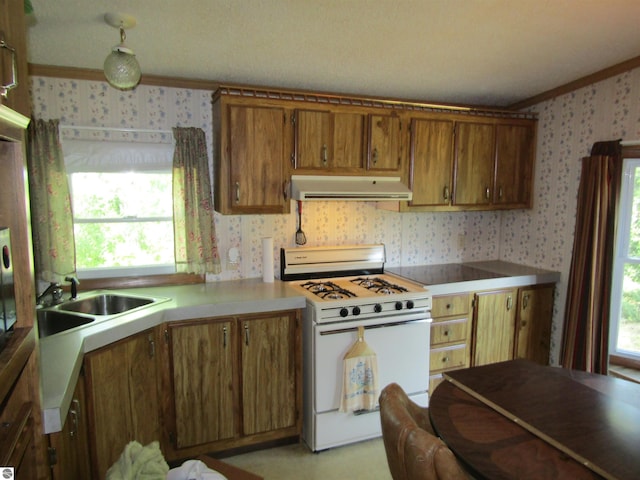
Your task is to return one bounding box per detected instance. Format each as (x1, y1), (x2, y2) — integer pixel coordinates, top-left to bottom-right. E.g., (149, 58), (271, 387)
(442, 357), (449, 363)
(443, 330), (449, 336)
(446, 303), (451, 309)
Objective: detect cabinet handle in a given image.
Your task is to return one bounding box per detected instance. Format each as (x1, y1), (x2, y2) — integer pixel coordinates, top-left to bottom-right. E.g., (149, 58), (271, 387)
(283, 180), (289, 200)
(522, 293), (529, 310)
(223, 326), (227, 348)
(72, 398), (81, 418)
(321, 144), (328, 165)
(372, 147), (379, 165)
(290, 152), (295, 167)
(0, 35), (18, 98)
(235, 182), (240, 203)
(443, 186), (450, 201)
(244, 323), (250, 346)
(485, 187), (490, 199)
(498, 186), (504, 199)
(148, 335), (155, 358)
(506, 295), (513, 310)
(69, 409), (78, 438)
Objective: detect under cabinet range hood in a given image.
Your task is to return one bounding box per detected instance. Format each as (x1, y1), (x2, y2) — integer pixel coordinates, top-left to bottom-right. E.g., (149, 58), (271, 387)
(290, 175), (412, 201)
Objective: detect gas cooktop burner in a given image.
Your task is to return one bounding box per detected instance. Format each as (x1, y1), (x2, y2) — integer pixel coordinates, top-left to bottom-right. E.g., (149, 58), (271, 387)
(351, 277), (409, 295)
(300, 281), (357, 300)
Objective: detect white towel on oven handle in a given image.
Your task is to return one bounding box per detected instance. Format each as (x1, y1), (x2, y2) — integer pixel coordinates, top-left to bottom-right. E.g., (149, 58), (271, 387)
(339, 326), (379, 412)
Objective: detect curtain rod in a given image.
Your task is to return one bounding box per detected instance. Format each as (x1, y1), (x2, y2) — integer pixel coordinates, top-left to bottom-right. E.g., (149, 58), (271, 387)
(59, 124), (173, 135)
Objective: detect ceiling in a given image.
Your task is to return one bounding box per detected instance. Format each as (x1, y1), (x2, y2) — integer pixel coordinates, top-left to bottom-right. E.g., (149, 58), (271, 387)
(25, 0), (640, 107)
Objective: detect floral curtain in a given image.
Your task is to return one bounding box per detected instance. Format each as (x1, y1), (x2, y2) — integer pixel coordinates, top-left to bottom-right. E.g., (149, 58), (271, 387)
(560, 140), (622, 374)
(26, 118), (76, 285)
(172, 127), (221, 274)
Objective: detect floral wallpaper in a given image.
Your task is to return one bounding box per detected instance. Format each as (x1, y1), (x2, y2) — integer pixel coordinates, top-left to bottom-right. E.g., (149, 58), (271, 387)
(30, 68), (640, 364)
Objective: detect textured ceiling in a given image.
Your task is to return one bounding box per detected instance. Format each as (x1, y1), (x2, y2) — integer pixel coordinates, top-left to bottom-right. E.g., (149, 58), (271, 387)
(25, 0), (640, 107)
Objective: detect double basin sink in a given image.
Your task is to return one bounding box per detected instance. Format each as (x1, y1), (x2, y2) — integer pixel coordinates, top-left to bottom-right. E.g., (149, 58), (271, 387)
(37, 291), (170, 338)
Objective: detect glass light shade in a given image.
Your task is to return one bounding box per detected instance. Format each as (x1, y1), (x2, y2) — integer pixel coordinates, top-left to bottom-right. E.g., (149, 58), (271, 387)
(104, 47), (141, 90)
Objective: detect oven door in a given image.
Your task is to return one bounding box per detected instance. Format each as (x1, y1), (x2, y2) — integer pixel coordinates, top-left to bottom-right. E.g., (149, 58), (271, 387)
(314, 313), (430, 414)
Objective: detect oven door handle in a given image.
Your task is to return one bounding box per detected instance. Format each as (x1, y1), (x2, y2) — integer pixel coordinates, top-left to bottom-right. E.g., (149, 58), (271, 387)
(319, 318), (430, 336)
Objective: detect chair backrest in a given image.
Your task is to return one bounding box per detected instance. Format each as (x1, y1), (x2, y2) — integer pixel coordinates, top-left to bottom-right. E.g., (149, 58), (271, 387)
(379, 383), (468, 480)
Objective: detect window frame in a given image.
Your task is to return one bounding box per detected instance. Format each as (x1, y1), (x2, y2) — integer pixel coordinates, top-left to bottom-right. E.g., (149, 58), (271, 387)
(610, 156), (640, 363)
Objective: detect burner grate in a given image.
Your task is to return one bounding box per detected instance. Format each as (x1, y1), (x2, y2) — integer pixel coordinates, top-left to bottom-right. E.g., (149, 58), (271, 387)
(351, 277), (409, 295)
(301, 281), (357, 299)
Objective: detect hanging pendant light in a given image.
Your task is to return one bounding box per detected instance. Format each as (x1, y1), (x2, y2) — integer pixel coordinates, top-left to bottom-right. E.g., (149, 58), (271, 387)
(103, 13), (141, 90)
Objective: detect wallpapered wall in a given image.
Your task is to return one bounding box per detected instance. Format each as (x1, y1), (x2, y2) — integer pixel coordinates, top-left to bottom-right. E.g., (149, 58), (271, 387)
(30, 68), (640, 363)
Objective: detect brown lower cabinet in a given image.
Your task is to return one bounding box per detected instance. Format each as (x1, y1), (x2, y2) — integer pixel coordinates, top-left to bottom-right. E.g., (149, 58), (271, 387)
(161, 310), (301, 461)
(47, 370), (91, 480)
(80, 310), (301, 476)
(429, 284), (555, 393)
(84, 327), (163, 479)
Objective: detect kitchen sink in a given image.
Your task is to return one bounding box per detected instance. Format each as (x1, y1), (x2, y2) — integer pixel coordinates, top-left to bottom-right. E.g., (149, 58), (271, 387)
(58, 293), (155, 316)
(37, 310), (94, 338)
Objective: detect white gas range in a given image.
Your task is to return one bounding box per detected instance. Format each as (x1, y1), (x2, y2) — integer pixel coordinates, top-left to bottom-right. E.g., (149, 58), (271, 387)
(281, 244), (432, 452)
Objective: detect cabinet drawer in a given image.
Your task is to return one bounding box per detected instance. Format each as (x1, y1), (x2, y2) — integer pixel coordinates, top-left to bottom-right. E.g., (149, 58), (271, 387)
(430, 318), (468, 346)
(430, 344), (469, 373)
(431, 294), (469, 317)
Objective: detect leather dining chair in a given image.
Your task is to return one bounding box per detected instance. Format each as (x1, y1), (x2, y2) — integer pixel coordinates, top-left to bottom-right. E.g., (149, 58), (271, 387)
(379, 383), (469, 480)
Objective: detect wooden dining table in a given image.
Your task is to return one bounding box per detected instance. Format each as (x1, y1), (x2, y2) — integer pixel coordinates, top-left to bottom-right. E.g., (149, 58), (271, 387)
(429, 359), (640, 480)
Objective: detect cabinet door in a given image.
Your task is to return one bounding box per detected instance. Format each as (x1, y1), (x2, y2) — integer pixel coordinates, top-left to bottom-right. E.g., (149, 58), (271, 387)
(515, 285), (554, 365)
(48, 373), (91, 480)
(241, 312), (298, 436)
(294, 109), (365, 171)
(473, 289), (516, 366)
(295, 109), (331, 169)
(227, 104), (287, 213)
(368, 113), (402, 172)
(409, 118), (454, 207)
(453, 122), (495, 206)
(85, 328), (161, 479)
(169, 319), (236, 448)
(494, 123), (535, 207)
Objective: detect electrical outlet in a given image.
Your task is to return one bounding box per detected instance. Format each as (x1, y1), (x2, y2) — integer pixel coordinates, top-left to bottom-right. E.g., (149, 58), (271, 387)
(227, 247), (240, 270)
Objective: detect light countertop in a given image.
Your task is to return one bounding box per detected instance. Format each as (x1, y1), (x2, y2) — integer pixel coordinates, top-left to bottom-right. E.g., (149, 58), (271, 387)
(39, 261), (560, 434)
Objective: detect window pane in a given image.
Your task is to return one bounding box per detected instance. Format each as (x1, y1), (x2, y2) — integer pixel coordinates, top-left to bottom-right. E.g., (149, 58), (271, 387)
(74, 221), (174, 268)
(629, 167), (640, 258)
(71, 172), (172, 219)
(619, 263), (640, 353)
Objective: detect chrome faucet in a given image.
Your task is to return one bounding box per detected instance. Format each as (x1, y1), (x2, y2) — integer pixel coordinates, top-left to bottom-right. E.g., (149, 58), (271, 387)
(65, 275), (80, 300)
(37, 282), (64, 307)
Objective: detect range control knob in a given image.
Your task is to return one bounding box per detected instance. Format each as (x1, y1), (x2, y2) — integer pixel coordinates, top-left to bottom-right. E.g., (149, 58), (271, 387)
(352, 306), (361, 316)
(395, 301), (403, 311)
(340, 307), (349, 318)
(374, 303), (382, 313)
(406, 300), (415, 309)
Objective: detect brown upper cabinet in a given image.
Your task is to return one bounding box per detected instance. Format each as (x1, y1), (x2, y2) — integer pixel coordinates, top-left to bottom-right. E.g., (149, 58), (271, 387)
(368, 113), (404, 173)
(293, 108), (366, 172)
(212, 94), (291, 214)
(453, 119), (536, 209)
(408, 118), (455, 207)
(212, 85), (536, 214)
(406, 114), (536, 211)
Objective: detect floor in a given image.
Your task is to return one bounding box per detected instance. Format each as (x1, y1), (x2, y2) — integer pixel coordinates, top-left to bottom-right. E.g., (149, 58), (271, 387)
(222, 438), (393, 480)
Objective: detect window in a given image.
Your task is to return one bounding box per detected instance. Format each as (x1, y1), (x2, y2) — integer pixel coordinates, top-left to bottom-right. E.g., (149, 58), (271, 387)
(610, 158), (640, 361)
(63, 139), (175, 279)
